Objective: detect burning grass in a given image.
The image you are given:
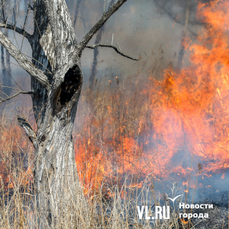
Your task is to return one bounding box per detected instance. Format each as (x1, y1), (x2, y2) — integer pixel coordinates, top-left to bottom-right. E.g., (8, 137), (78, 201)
(74, 0), (229, 197)
(0, 112), (186, 228)
(1, 0), (229, 228)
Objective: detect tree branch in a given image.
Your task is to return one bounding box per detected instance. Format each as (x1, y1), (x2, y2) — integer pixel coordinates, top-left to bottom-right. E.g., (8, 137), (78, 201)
(0, 90), (34, 103)
(0, 22), (32, 42)
(78, 0), (127, 55)
(86, 44), (139, 61)
(0, 29), (50, 89)
(17, 115), (38, 150)
(28, 4), (34, 11)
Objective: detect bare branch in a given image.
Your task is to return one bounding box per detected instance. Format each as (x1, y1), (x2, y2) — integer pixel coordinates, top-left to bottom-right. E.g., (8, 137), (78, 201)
(0, 90), (34, 103)
(86, 44), (139, 61)
(17, 115), (38, 150)
(0, 22), (32, 42)
(78, 0), (127, 55)
(28, 4), (33, 11)
(0, 29), (50, 89)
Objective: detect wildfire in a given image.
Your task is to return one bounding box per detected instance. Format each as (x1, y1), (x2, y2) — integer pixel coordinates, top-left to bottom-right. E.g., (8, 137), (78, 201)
(1, 0), (229, 197)
(0, 121), (33, 190)
(74, 0), (229, 196)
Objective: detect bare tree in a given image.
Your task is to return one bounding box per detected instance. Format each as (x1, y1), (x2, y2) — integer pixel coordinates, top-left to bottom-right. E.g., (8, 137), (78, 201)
(0, 0), (12, 97)
(177, 0), (190, 69)
(153, 0), (207, 69)
(89, 0), (116, 89)
(153, 0), (216, 70)
(0, 0), (138, 227)
(73, 0), (83, 28)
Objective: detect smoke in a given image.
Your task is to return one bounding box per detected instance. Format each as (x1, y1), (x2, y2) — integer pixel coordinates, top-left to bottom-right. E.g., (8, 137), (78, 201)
(0, 0), (228, 205)
(2, 0), (208, 91)
(65, 0), (211, 89)
(0, 0), (211, 90)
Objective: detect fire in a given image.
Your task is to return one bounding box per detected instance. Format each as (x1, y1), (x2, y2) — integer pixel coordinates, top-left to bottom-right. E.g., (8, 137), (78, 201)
(181, 218), (188, 225)
(0, 120), (33, 190)
(1, 1), (229, 197)
(74, 0), (229, 196)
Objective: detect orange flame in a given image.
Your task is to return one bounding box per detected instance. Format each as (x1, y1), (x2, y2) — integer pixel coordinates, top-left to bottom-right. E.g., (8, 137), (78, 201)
(74, 0), (229, 196)
(1, 1), (229, 197)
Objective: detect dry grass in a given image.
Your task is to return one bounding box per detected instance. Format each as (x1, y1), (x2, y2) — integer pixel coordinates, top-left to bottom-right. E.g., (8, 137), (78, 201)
(0, 57), (209, 228)
(0, 168), (186, 228)
(0, 76), (190, 228)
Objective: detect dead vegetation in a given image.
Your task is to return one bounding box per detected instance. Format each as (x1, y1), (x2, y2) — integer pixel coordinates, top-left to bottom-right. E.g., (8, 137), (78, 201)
(0, 71), (187, 228)
(1, 69), (227, 228)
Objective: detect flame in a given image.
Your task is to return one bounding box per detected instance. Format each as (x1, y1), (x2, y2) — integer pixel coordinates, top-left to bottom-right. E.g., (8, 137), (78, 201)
(0, 120), (33, 190)
(181, 218), (188, 225)
(1, 1), (229, 197)
(74, 0), (229, 196)
(221, 173), (225, 179)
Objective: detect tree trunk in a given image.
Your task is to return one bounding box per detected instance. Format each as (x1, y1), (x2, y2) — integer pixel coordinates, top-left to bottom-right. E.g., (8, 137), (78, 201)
(89, 0), (116, 90)
(0, 0), (129, 227)
(1, 0), (12, 97)
(177, 0), (190, 70)
(35, 104), (87, 227)
(29, 1), (87, 227)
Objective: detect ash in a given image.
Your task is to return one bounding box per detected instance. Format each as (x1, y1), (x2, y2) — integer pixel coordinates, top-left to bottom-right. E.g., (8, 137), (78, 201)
(191, 204), (228, 229)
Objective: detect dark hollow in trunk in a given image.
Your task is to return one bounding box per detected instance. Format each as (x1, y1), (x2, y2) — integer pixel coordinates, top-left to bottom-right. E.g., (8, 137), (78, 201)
(57, 65), (82, 111)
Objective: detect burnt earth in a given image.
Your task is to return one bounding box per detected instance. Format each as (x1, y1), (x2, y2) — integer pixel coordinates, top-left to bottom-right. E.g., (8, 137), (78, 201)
(190, 204), (228, 228)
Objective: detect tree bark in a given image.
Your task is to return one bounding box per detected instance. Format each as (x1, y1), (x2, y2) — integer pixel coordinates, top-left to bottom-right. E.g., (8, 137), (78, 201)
(24, 1), (87, 227)
(0, 0), (130, 227)
(34, 104), (88, 228)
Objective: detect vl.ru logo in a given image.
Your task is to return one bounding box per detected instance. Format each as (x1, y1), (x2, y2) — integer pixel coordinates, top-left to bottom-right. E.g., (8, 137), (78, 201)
(137, 206), (170, 220)
(137, 195), (182, 220)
